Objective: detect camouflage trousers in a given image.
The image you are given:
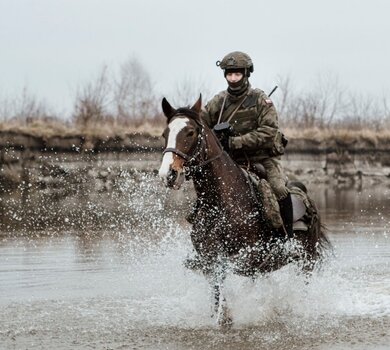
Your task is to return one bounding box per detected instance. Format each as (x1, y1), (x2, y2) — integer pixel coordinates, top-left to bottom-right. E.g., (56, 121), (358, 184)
(246, 157), (289, 201)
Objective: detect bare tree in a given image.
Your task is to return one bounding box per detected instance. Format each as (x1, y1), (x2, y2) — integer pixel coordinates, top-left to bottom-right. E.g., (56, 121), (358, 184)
(274, 74), (293, 124)
(341, 92), (384, 130)
(72, 65), (112, 128)
(312, 72), (347, 127)
(380, 94), (390, 129)
(113, 57), (157, 121)
(172, 76), (212, 107)
(0, 94), (13, 121)
(275, 73), (348, 128)
(0, 86), (49, 123)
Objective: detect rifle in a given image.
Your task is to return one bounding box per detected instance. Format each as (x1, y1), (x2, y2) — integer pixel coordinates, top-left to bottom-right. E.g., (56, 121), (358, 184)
(268, 85), (278, 97)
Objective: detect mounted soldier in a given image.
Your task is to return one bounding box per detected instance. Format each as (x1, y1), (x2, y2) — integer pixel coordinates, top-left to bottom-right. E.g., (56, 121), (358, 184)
(188, 51), (293, 237)
(159, 92), (330, 323)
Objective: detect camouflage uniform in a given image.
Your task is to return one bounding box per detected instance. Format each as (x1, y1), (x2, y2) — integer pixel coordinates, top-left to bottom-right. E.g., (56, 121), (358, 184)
(201, 87), (289, 201)
(187, 51), (292, 238)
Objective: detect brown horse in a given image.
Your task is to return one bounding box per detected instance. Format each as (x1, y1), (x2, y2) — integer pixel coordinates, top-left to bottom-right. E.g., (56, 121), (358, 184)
(158, 95), (330, 326)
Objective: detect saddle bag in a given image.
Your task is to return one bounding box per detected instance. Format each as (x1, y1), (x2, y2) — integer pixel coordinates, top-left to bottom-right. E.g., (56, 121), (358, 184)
(244, 169), (284, 229)
(257, 178), (284, 229)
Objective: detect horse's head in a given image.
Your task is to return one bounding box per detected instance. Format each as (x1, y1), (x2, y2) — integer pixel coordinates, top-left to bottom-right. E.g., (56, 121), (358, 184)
(158, 95), (203, 189)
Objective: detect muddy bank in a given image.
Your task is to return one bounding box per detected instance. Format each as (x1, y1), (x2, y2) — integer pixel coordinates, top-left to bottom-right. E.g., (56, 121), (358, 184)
(2, 129), (390, 154)
(1, 132), (390, 191)
(0, 129), (163, 153)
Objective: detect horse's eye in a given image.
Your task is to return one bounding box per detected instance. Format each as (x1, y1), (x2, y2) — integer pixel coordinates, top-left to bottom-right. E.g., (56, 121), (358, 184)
(187, 130), (195, 137)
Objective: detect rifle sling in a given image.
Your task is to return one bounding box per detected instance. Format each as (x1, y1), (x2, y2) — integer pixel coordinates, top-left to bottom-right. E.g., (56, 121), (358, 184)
(221, 93), (249, 123)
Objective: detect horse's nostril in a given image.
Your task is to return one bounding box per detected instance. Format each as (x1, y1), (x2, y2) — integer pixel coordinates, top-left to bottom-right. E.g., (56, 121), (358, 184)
(167, 169), (178, 186)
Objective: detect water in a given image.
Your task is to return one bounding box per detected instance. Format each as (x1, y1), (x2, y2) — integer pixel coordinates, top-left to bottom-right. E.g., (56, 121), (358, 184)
(0, 173), (389, 349)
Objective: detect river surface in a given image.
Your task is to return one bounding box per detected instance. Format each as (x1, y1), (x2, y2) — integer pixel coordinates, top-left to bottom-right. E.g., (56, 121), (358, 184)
(0, 173), (389, 350)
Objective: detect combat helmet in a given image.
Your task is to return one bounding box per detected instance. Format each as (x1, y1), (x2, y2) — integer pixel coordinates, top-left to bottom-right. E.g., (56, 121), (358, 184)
(216, 51), (254, 77)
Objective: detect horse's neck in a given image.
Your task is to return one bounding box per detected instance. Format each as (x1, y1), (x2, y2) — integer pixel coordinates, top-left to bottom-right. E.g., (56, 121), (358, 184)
(193, 130), (248, 204)
(192, 154), (232, 191)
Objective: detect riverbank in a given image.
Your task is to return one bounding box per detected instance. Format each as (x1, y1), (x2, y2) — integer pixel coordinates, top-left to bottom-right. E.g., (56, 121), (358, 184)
(1, 130), (390, 191)
(2, 125), (390, 152)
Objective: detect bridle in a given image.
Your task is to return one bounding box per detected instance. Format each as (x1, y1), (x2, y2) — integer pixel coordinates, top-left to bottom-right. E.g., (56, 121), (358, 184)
(162, 113), (223, 168)
(163, 124), (203, 163)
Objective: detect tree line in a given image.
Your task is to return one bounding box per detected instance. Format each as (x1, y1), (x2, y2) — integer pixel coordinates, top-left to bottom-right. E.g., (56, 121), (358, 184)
(0, 57), (389, 133)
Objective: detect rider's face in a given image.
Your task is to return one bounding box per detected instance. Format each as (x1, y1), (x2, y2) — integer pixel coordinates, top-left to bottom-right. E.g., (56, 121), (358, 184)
(225, 72), (244, 83)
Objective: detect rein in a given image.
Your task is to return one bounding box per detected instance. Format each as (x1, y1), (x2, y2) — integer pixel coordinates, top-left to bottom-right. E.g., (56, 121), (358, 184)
(163, 114), (223, 168)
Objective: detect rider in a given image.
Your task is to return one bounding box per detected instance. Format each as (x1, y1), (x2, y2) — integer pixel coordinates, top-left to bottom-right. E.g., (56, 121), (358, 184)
(191, 51), (293, 237)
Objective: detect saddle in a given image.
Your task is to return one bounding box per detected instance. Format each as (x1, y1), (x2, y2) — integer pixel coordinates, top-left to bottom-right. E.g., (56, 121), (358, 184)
(242, 166), (310, 232)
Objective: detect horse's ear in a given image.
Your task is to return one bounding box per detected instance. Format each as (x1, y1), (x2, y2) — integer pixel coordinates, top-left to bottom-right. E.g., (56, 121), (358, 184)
(190, 94), (202, 115)
(162, 97), (176, 120)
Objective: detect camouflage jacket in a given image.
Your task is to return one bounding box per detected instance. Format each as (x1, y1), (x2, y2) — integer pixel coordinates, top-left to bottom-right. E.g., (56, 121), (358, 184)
(201, 87), (286, 163)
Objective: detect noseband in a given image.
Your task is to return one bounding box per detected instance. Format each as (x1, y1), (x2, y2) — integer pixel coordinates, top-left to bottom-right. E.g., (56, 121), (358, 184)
(163, 129), (203, 163)
(163, 113), (223, 168)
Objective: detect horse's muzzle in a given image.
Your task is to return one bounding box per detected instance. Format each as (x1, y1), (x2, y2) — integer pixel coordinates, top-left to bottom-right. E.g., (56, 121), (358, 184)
(166, 169), (184, 189)
(167, 169), (177, 187)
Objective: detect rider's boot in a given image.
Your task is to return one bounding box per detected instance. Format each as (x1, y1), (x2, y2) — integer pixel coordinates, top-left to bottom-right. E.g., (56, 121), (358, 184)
(278, 193), (294, 238)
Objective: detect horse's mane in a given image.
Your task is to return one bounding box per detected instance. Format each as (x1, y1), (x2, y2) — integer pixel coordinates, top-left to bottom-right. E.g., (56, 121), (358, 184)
(174, 107), (200, 120)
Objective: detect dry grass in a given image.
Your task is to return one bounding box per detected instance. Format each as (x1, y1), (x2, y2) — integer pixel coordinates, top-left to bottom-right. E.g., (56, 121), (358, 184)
(0, 118), (74, 137)
(1, 117), (390, 146)
(0, 116), (166, 139)
(284, 127), (390, 145)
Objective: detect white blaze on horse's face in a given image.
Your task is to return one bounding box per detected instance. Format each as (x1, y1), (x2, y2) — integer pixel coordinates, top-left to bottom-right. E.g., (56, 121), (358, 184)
(159, 117), (189, 189)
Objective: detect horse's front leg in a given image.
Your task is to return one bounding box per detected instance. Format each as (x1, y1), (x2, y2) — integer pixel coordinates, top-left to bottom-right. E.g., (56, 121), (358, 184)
(209, 258), (232, 328)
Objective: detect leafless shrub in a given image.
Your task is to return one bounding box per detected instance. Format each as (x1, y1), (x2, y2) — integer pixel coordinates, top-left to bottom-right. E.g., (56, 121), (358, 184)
(2, 60), (389, 139)
(69, 58), (163, 135)
(113, 57), (158, 122)
(0, 96), (13, 121)
(72, 65), (113, 129)
(276, 73), (347, 128)
(0, 86), (50, 124)
(0, 89), (69, 136)
(274, 75), (292, 121)
(275, 73), (390, 132)
(381, 95), (390, 129)
(334, 93), (380, 130)
(172, 76), (212, 107)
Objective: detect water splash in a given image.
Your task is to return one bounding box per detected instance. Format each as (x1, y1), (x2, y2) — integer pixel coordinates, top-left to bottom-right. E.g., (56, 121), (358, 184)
(1, 172), (389, 349)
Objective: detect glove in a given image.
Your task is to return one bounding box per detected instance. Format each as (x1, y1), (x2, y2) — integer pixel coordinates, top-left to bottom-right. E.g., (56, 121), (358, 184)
(213, 122), (234, 152)
(218, 133), (230, 152)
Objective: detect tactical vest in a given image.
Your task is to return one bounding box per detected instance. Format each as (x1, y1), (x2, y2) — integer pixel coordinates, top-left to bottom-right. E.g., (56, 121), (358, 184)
(203, 88), (286, 163)
(226, 91), (259, 135)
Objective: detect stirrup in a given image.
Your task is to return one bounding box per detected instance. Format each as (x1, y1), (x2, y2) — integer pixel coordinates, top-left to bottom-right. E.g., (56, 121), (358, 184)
(293, 220), (308, 232)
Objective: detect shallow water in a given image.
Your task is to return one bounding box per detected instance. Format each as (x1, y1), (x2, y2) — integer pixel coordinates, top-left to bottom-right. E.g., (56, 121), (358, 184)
(0, 173), (389, 349)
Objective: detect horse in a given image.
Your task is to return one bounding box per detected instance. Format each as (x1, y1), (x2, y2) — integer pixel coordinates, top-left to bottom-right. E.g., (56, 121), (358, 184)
(158, 95), (331, 326)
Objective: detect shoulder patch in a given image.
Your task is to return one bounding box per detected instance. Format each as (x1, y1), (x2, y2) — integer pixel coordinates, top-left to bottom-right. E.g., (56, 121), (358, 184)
(255, 88), (273, 106)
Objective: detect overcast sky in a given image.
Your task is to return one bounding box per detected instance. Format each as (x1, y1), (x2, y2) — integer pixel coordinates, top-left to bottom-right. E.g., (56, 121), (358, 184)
(1, 0), (390, 115)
